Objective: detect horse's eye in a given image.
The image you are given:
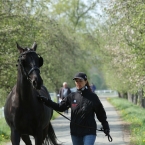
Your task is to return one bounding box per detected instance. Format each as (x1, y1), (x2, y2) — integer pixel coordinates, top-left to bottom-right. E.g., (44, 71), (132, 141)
(21, 55), (27, 65)
(21, 54), (26, 60)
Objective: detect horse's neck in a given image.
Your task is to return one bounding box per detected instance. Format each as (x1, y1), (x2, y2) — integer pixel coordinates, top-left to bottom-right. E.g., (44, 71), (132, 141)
(16, 73), (33, 103)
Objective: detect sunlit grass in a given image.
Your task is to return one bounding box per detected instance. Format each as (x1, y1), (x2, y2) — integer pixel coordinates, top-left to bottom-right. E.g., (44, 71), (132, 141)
(51, 98), (60, 120)
(0, 118), (10, 145)
(108, 97), (145, 145)
(51, 110), (60, 120)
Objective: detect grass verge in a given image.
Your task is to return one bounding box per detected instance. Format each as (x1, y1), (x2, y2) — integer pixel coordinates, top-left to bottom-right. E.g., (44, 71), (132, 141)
(0, 118), (10, 145)
(51, 110), (60, 120)
(108, 97), (145, 145)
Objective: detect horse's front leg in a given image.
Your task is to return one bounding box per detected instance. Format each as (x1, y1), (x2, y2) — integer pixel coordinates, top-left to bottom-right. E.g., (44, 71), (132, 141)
(34, 130), (43, 145)
(21, 135), (32, 145)
(11, 128), (21, 145)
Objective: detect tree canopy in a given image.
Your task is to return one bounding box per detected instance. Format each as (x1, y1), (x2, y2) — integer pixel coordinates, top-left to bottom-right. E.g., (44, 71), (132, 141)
(0, 0), (102, 107)
(1, 0), (144, 106)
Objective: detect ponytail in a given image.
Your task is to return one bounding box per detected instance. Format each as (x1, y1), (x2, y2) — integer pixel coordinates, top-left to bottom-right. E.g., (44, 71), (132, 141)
(86, 81), (92, 92)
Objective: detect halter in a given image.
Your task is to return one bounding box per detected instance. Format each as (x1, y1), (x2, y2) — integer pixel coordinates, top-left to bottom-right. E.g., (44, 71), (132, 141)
(18, 50), (40, 83)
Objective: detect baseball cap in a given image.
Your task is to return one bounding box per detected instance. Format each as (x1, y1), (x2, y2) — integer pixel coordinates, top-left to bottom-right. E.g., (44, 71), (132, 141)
(73, 72), (87, 80)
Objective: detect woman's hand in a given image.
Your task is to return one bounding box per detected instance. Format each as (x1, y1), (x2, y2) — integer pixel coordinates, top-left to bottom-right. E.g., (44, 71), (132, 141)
(37, 95), (48, 103)
(104, 129), (110, 136)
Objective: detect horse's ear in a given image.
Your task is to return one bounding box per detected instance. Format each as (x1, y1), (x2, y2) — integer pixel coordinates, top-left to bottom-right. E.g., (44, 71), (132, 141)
(39, 56), (43, 67)
(32, 42), (37, 51)
(16, 42), (24, 53)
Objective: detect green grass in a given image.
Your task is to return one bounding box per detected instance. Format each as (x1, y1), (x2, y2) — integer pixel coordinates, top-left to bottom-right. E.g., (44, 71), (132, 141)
(51, 110), (60, 120)
(51, 97), (60, 120)
(108, 97), (145, 145)
(0, 118), (10, 145)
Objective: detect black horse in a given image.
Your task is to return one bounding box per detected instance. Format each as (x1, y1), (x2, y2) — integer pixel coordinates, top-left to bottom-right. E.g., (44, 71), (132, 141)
(4, 42), (60, 145)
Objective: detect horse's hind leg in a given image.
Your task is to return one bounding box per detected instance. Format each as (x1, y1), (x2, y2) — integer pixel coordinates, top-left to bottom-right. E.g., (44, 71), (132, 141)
(11, 128), (20, 145)
(21, 135), (32, 145)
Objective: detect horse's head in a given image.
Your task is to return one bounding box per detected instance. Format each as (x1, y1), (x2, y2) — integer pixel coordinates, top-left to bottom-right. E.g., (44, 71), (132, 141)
(17, 42), (43, 90)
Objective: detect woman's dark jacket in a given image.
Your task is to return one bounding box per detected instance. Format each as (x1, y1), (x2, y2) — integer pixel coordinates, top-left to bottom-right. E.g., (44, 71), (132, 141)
(44, 88), (110, 136)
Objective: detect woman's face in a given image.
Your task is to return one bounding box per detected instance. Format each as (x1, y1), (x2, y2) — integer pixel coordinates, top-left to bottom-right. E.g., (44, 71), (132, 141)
(74, 78), (87, 89)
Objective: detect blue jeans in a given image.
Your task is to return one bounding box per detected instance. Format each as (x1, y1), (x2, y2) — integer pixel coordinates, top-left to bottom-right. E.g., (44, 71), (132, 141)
(71, 135), (96, 145)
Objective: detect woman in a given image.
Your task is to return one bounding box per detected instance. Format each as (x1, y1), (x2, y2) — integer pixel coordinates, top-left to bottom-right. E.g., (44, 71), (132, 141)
(38, 72), (110, 145)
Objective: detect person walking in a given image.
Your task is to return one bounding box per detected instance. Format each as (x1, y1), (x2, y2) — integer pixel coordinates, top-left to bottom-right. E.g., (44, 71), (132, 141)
(38, 72), (110, 145)
(59, 82), (71, 114)
(90, 83), (96, 92)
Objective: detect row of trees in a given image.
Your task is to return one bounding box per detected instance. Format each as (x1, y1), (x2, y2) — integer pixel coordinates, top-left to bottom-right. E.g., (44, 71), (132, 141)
(0, 0), (104, 106)
(1, 0), (144, 107)
(98, 0), (145, 105)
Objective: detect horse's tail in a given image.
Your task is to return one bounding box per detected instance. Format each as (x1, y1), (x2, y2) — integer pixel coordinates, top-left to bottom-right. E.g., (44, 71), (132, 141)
(43, 122), (62, 145)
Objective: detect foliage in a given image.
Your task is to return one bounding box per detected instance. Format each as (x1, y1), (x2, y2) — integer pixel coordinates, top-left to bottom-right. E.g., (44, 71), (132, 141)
(0, 90), (7, 108)
(0, 0), (105, 97)
(0, 0), (97, 96)
(48, 0), (99, 32)
(94, 0), (145, 94)
(0, 118), (10, 143)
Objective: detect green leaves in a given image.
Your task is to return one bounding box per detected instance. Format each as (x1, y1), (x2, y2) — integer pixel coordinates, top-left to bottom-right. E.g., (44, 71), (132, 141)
(97, 0), (145, 93)
(0, 0), (94, 95)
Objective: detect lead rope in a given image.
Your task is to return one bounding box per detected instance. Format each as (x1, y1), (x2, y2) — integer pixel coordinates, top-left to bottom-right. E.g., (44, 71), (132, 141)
(56, 111), (113, 142)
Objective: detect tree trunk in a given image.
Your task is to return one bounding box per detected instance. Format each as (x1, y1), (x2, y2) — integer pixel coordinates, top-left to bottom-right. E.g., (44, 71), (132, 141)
(133, 94), (138, 105)
(127, 92), (133, 103)
(137, 89), (143, 107)
(118, 92), (121, 98)
(141, 98), (145, 108)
